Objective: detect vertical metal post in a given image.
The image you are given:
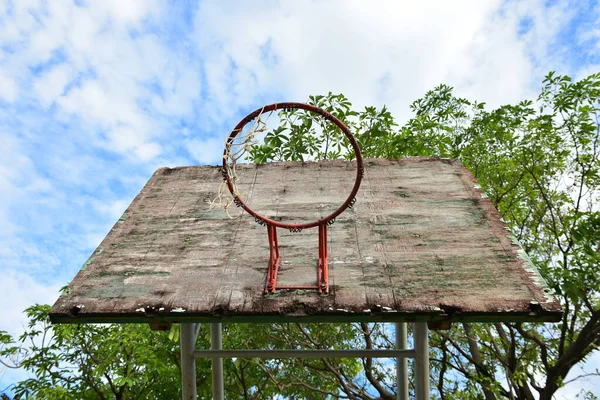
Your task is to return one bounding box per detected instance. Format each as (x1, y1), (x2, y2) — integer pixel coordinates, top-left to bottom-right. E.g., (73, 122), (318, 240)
(396, 322), (409, 400)
(181, 324), (197, 400)
(211, 323), (224, 400)
(414, 323), (430, 400)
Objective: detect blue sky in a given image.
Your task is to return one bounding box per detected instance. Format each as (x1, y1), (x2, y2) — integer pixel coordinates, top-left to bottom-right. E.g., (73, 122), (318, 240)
(0, 0), (599, 396)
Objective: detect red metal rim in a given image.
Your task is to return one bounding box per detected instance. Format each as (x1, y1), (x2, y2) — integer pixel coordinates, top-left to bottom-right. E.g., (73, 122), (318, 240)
(222, 102), (363, 230)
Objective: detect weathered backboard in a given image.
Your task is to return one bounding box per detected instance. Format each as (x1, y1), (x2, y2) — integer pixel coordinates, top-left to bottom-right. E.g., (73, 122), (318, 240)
(50, 158), (562, 324)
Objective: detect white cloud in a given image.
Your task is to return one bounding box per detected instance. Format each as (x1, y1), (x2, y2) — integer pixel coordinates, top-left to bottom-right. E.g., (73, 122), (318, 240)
(186, 137), (224, 165)
(33, 64), (72, 107)
(0, 0), (168, 163)
(0, 72), (18, 103)
(134, 141), (162, 161)
(96, 123), (162, 160)
(96, 0), (157, 25)
(0, 271), (61, 337)
(151, 66), (203, 117)
(191, 0), (576, 122)
(0, 134), (38, 205)
(575, 64), (600, 81)
(94, 198), (130, 220)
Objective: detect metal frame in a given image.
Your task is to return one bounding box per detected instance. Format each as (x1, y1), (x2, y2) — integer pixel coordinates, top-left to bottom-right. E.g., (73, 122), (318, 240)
(396, 322), (409, 400)
(181, 322), (430, 400)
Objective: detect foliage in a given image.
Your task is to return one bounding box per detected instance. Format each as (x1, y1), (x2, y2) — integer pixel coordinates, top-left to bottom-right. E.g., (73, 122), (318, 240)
(3, 72), (599, 399)
(8, 305), (185, 399)
(249, 72), (600, 398)
(4, 307), (370, 399)
(431, 72), (600, 400)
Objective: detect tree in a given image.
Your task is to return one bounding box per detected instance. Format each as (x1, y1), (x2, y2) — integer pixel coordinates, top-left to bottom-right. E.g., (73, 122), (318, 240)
(0, 330), (22, 399)
(3, 305), (185, 399)
(414, 72), (600, 399)
(250, 72), (600, 398)
(2, 308), (375, 399)
(3, 72), (599, 399)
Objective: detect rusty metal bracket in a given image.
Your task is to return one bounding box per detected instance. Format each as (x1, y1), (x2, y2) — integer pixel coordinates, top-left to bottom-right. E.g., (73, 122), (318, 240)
(265, 225), (281, 293)
(264, 223), (330, 294)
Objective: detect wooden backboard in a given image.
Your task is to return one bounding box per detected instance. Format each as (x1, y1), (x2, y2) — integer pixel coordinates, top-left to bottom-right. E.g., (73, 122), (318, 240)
(50, 158), (562, 324)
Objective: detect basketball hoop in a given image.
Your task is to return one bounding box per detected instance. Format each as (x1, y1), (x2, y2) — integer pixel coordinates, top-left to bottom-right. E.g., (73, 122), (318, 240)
(222, 102), (364, 294)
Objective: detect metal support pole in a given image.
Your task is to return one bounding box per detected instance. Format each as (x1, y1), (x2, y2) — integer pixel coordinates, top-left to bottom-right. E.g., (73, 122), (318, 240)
(181, 324), (198, 400)
(396, 322), (409, 400)
(414, 323), (430, 400)
(210, 323), (224, 400)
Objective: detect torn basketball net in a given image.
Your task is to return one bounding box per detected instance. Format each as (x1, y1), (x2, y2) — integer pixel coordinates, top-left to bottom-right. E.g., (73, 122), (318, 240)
(207, 106), (273, 218)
